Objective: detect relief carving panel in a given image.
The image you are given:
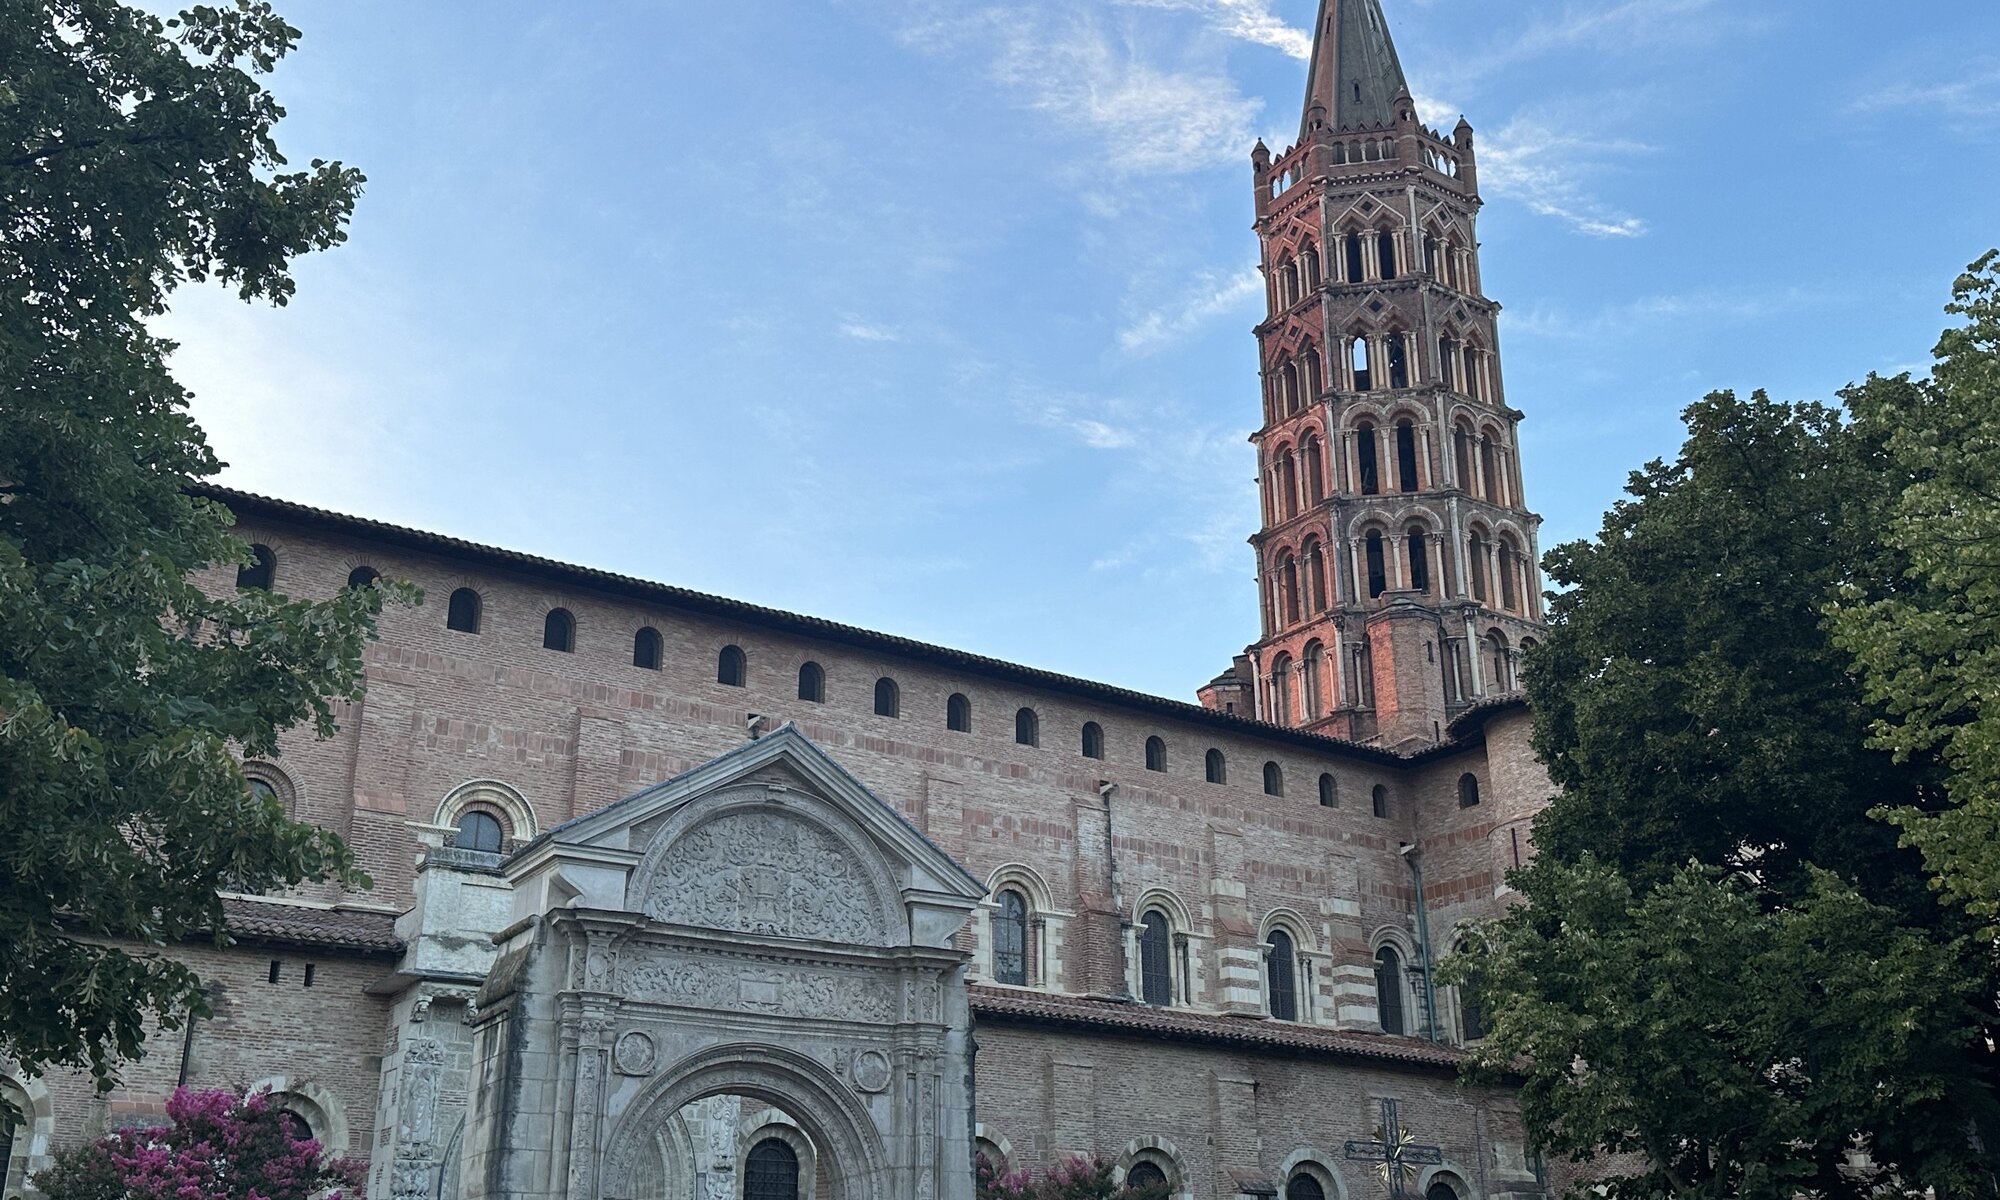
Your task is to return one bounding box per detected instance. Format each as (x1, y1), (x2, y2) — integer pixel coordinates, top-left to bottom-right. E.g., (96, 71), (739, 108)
(641, 809), (890, 946)
(617, 950), (896, 1024)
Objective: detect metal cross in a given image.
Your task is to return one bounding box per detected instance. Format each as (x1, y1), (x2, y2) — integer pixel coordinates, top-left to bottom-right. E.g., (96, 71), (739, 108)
(1343, 1099), (1445, 1200)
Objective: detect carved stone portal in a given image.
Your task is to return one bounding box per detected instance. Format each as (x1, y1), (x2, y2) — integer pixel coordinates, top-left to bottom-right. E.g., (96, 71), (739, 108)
(458, 726), (985, 1200)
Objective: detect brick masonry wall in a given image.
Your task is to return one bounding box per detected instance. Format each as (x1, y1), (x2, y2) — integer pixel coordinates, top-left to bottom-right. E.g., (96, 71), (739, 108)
(20, 510), (1554, 1196)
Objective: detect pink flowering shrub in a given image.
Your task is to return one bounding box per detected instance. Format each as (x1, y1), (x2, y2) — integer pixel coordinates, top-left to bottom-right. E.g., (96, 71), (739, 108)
(977, 1154), (1172, 1200)
(35, 1086), (362, 1200)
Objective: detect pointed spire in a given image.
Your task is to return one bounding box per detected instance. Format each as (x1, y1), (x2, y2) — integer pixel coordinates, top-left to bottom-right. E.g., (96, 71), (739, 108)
(1299, 0), (1413, 140)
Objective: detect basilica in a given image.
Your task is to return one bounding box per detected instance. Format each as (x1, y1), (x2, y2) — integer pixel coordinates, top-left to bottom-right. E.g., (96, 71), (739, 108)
(3, 3), (1558, 1199)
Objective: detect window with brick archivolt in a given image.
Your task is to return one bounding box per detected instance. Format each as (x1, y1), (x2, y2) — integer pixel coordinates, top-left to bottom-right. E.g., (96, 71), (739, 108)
(1266, 929), (1298, 1021)
(455, 810), (504, 854)
(993, 889), (1029, 986)
(1375, 945), (1406, 1034)
(1138, 910), (1173, 1006)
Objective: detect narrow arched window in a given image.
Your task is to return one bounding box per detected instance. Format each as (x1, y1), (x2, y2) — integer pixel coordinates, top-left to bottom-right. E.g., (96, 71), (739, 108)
(1487, 631), (1510, 691)
(1302, 642), (1324, 717)
(1372, 784), (1390, 819)
(1205, 748), (1226, 785)
(993, 889), (1029, 986)
(1454, 423), (1474, 491)
(1081, 721), (1104, 760)
(1459, 772), (1481, 808)
(1387, 331), (1410, 389)
(1464, 345), (1483, 400)
(1301, 242), (1320, 289)
(1303, 348), (1323, 401)
(717, 644), (746, 687)
(1280, 554), (1301, 625)
(542, 608), (575, 653)
(1279, 447), (1300, 515)
(874, 677), (900, 718)
(446, 588), (481, 633)
(798, 661), (826, 702)
(1438, 336), (1457, 390)
(632, 626), (662, 670)
(1457, 947), (1488, 1042)
(1424, 233), (1440, 277)
(1375, 945), (1406, 1034)
(1305, 541), (1328, 612)
(1287, 1175), (1327, 1200)
(948, 692), (972, 732)
(1499, 538), (1521, 612)
(237, 544), (276, 591)
(746, 1138), (801, 1200)
(1350, 334), (1372, 391)
(1263, 761), (1284, 797)
(1377, 230), (1398, 280)
(1365, 532), (1388, 599)
(346, 565), (379, 590)
(1269, 655), (1292, 725)
(1468, 533), (1491, 603)
(1396, 419), (1419, 491)
(1267, 929), (1298, 1020)
(1408, 526), (1431, 593)
(1345, 232), (1365, 283)
(1357, 423), (1380, 495)
(1015, 707), (1039, 747)
(1145, 736), (1166, 773)
(1481, 434), (1502, 503)
(1303, 435), (1325, 503)
(1318, 773), (1337, 808)
(455, 810), (504, 854)
(1138, 910), (1173, 1006)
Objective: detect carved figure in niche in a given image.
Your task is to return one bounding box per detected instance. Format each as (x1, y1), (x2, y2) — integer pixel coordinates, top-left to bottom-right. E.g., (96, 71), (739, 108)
(644, 809), (888, 945)
(399, 1037), (446, 1147)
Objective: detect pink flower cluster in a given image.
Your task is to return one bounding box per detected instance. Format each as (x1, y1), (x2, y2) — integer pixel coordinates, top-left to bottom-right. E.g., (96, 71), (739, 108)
(36, 1086), (363, 1200)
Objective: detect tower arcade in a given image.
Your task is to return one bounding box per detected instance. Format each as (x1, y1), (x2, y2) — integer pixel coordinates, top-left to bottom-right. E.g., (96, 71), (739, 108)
(1204, 0), (1545, 748)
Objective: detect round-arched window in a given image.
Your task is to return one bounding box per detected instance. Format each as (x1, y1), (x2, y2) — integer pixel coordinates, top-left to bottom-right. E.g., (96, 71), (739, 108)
(1125, 1161), (1170, 1196)
(1286, 1174), (1327, 1200)
(455, 810), (504, 854)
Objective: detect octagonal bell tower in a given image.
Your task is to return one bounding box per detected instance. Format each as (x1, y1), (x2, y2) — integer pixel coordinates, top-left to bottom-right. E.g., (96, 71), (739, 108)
(1200, 0), (1544, 749)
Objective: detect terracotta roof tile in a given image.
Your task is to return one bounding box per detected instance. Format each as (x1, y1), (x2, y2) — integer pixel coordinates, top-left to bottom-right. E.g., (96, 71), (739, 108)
(968, 984), (1464, 1069)
(218, 897), (404, 954)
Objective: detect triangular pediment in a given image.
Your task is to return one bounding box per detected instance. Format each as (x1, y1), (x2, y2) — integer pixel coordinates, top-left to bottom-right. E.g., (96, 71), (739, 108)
(504, 724), (983, 949)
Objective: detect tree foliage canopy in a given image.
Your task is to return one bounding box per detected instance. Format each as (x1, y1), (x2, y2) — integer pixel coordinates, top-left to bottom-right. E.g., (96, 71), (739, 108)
(1835, 252), (2000, 939)
(34, 1086), (361, 1200)
(0, 0), (398, 1087)
(1448, 366), (2000, 1198)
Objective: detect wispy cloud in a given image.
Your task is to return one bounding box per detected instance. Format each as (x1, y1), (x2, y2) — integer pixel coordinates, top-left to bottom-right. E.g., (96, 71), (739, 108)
(1849, 61), (2000, 123)
(1013, 383), (1140, 449)
(1463, 0), (1729, 78)
(1476, 117), (1650, 238)
(883, 3), (1265, 175)
(1116, 0), (1313, 60)
(1120, 265), (1261, 352)
(838, 319), (901, 342)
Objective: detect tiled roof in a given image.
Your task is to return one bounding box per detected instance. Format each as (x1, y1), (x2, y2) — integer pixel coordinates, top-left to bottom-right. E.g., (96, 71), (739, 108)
(968, 984), (1465, 1069)
(1444, 693), (1528, 741)
(218, 897), (404, 953)
(198, 485), (1485, 767)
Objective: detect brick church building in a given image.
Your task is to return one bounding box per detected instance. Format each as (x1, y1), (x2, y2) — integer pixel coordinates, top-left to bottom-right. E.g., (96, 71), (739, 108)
(3, 3), (1558, 1199)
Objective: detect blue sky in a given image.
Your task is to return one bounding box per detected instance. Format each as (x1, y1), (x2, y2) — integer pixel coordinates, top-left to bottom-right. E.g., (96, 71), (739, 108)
(167, 0), (2000, 701)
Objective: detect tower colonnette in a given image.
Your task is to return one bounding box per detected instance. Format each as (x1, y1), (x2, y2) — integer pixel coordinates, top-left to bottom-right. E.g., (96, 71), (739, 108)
(1201, 0), (1546, 749)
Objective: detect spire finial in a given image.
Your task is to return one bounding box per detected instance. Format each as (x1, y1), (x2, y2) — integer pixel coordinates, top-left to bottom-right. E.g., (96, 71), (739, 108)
(1299, 0), (1413, 140)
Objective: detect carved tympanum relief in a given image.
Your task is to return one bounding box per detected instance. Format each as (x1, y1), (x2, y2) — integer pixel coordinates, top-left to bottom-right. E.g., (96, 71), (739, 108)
(642, 809), (889, 946)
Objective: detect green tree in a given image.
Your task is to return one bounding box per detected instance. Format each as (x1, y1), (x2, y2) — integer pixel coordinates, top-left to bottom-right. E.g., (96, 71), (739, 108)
(1835, 254), (2000, 939)
(1448, 390), (2000, 1198)
(0, 0), (398, 1088)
